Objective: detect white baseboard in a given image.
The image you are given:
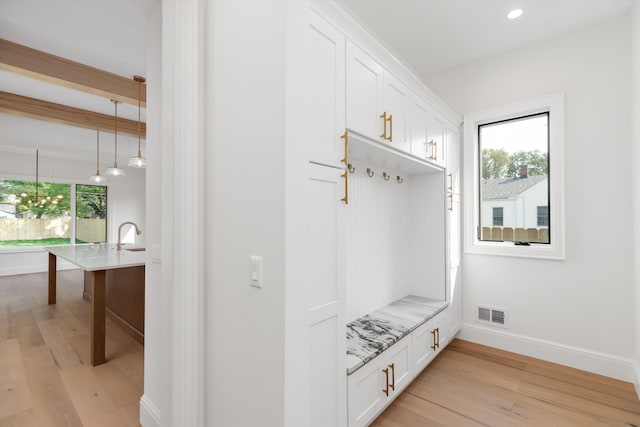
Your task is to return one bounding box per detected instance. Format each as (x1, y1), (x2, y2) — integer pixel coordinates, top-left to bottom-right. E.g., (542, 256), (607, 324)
(634, 363), (640, 400)
(0, 261), (76, 277)
(460, 323), (635, 382)
(140, 394), (161, 427)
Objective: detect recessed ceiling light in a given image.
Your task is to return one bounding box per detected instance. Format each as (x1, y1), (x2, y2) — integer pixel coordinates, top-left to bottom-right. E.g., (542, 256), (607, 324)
(507, 9), (523, 20)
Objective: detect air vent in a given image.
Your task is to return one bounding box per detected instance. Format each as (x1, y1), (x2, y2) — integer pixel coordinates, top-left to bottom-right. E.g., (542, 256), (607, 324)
(476, 305), (508, 328)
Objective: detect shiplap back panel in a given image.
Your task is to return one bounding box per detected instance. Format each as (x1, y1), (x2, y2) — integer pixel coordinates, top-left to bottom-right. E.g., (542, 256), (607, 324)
(345, 161), (411, 322)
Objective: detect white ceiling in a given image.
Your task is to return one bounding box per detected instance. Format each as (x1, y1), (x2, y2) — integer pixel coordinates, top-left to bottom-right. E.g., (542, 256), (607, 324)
(338, 0), (633, 80)
(0, 0), (156, 164)
(0, 0), (633, 163)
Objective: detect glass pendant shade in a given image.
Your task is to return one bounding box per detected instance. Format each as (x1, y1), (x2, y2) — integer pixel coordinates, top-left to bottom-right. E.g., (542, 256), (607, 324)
(106, 99), (125, 177)
(129, 75), (147, 168)
(90, 129), (107, 183)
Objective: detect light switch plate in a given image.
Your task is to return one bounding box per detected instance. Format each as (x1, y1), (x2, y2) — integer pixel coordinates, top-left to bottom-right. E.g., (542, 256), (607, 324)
(250, 255), (262, 288)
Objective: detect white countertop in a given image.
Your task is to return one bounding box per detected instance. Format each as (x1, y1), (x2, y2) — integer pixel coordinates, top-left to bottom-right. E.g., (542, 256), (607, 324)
(45, 243), (146, 271)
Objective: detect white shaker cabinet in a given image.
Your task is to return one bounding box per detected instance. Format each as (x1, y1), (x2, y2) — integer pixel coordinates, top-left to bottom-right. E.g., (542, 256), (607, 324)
(382, 70), (410, 153)
(409, 93), (429, 159)
(347, 335), (412, 427)
(428, 110), (447, 167)
(308, 163), (347, 427)
(412, 310), (448, 375)
(346, 40), (409, 152)
(346, 40), (384, 143)
(309, 10), (346, 168)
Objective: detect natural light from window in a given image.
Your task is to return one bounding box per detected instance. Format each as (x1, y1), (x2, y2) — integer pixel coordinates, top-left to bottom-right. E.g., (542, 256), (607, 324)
(478, 113), (549, 244)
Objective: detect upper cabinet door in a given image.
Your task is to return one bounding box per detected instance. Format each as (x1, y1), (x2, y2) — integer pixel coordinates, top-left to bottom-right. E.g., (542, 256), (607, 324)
(309, 11), (346, 168)
(382, 71), (410, 152)
(446, 125), (460, 194)
(346, 40), (384, 142)
(410, 94), (429, 159)
(428, 110), (446, 167)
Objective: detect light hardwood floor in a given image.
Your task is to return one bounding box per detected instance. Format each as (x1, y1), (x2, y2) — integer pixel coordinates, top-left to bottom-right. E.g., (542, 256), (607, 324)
(372, 339), (640, 427)
(0, 270), (143, 427)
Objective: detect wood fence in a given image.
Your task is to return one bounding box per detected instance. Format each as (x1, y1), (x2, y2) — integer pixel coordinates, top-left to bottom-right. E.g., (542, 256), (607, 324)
(0, 218), (106, 243)
(482, 226), (549, 243)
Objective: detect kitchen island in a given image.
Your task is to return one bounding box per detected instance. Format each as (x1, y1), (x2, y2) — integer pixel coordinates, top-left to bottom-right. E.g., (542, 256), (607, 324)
(45, 243), (145, 366)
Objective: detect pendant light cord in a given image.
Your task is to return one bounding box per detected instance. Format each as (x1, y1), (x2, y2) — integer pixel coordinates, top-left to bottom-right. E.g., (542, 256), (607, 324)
(114, 101), (119, 166)
(96, 129), (101, 174)
(35, 149), (39, 203)
(137, 80), (142, 156)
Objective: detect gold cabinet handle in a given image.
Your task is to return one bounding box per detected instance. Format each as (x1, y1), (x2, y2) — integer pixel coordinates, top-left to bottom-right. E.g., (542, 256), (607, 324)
(427, 139), (437, 160)
(387, 114), (393, 142)
(431, 329), (437, 351)
(389, 363), (395, 391)
(433, 140), (438, 160)
(340, 131), (349, 205)
(380, 112), (388, 140)
(435, 327), (440, 349)
(448, 194), (453, 211)
(341, 171), (348, 205)
(382, 367), (390, 396)
(448, 173), (453, 191)
(340, 131), (348, 166)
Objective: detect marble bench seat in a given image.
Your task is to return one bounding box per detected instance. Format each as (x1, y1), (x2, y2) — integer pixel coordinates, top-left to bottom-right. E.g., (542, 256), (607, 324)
(346, 295), (448, 375)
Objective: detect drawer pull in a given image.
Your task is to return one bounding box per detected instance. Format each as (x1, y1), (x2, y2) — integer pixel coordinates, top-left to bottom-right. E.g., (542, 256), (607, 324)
(382, 367), (390, 396)
(431, 329), (438, 351)
(389, 363), (395, 391)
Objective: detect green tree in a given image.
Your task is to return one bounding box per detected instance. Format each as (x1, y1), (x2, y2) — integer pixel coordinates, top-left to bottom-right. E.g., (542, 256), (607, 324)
(0, 180), (70, 218)
(481, 148), (510, 179)
(506, 150), (548, 177)
(76, 185), (107, 218)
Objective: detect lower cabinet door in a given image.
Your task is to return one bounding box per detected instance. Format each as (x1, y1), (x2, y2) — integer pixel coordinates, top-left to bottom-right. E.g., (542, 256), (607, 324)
(412, 319), (435, 375)
(347, 335), (412, 427)
(412, 308), (449, 376)
(432, 310), (447, 355)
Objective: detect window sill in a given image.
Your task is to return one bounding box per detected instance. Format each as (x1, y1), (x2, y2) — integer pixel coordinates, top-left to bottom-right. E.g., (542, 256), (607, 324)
(465, 240), (565, 260)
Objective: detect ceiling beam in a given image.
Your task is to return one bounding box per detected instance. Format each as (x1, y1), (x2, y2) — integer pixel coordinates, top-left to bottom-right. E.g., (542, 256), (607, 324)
(0, 38), (146, 107)
(0, 91), (146, 138)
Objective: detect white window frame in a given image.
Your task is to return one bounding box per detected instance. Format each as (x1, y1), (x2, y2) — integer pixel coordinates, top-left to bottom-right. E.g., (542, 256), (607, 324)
(463, 93), (565, 260)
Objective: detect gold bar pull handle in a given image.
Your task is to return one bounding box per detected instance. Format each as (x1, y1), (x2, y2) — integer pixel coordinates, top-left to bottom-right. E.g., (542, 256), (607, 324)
(379, 111), (388, 140)
(382, 367), (390, 396)
(389, 363), (395, 391)
(387, 114), (393, 142)
(448, 173), (453, 191)
(433, 140), (438, 161)
(435, 327), (440, 349)
(340, 131), (348, 166)
(341, 171), (348, 205)
(431, 329), (437, 351)
(448, 194), (453, 211)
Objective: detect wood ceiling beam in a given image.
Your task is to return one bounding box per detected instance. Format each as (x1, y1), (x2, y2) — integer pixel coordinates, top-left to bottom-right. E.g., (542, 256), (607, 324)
(0, 91), (146, 138)
(0, 38), (146, 107)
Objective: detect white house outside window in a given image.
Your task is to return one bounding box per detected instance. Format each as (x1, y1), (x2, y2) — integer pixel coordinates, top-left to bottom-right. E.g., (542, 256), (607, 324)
(463, 93), (565, 259)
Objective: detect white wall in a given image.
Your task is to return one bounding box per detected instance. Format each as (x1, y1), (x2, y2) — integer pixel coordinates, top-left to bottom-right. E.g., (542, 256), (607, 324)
(428, 15), (635, 380)
(632, 0), (640, 395)
(139, 2), (166, 427)
(203, 2), (306, 426)
(0, 149), (146, 276)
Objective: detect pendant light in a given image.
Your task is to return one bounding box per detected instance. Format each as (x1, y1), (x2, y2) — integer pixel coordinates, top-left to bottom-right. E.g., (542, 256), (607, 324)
(128, 75), (147, 168)
(106, 99), (126, 177)
(90, 129), (107, 184)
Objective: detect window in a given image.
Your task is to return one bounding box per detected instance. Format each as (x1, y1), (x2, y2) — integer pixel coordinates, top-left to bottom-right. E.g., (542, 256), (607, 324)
(464, 93), (565, 259)
(478, 113), (549, 244)
(492, 207), (504, 226)
(537, 206), (549, 227)
(76, 185), (108, 244)
(0, 180), (108, 247)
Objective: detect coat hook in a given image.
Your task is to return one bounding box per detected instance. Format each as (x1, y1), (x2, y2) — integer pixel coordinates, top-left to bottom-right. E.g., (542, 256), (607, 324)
(383, 172), (390, 181)
(396, 176), (403, 184)
(366, 168), (374, 177)
(348, 163), (356, 173)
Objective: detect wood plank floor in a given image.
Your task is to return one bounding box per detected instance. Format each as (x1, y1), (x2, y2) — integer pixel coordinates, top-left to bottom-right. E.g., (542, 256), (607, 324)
(0, 270), (143, 427)
(372, 339), (640, 427)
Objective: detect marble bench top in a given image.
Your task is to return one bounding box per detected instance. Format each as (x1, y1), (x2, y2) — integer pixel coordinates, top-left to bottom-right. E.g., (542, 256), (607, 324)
(346, 295), (448, 375)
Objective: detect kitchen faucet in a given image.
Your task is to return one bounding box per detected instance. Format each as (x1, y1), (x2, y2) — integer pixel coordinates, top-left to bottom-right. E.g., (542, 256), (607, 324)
(117, 221), (142, 251)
